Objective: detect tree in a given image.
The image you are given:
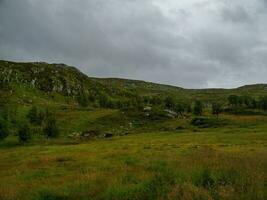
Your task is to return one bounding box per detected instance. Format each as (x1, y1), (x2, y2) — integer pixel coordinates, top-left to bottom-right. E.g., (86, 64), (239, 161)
(174, 103), (185, 117)
(98, 93), (109, 108)
(165, 96), (175, 109)
(185, 102), (192, 113)
(194, 100), (203, 116)
(43, 115), (59, 138)
(242, 95), (254, 108)
(259, 96), (267, 111)
(0, 117), (9, 140)
(27, 106), (38, 124)
(150, 96), (162, 105)
(27, 106), (45, 125)
(228, 95), (241, 107)
(18, 123), (31, 143)
(77, 93), (89, 107)
(212, 102), (223, 117)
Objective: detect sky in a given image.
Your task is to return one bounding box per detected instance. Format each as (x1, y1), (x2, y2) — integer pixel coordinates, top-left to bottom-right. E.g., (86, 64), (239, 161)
(0, 0), (267, 88)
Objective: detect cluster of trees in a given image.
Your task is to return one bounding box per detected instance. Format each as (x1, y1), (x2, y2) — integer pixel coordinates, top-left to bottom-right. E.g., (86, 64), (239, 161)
(76, 92), (142, 110)
(164, 96), (224, 117)
(228, 95), (267, 111)
(0, 106), (59, 144)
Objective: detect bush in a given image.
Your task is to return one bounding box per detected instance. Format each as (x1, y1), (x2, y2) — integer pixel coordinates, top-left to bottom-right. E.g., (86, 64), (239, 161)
(27, 106), (38, 124)
(0, 117), (9, 140)
(194, 100), (203, 116)
(18, 123), (31, 143)
(174, 103), (185, 116)
(43, 115), (59, 138)
(212, 102), (223, 117)
(149, 107), (167, 120)
(77, 93), (89, 107)
(191, 117), (228, 128)
(164, 96), (175, 109)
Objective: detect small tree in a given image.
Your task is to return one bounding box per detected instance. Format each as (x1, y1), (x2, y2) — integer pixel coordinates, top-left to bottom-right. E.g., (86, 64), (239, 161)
(228, 95), (241, 107)
(43, 115), (59, 138)
(150, 96), (162, 105)
(174, 103), (185, 117)
(165, 96), (175, 109)
(0, 117), (9, 141)
(185, 102), (192, 113)
(36, 110), (45, 125)
(99, 93), (109, 108)
(212, 102), (223, 117)
(259, 96), (267, 111)
(27, 106), (38, 124)
(77, 93), (89, 107)
(194, 100), (203, 116)
(18, 123), (31, 143)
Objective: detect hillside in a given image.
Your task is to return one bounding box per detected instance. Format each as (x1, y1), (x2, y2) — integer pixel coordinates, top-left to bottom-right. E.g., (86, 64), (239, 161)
(0, 60), (267, 199)
(1, 60), (267, 106)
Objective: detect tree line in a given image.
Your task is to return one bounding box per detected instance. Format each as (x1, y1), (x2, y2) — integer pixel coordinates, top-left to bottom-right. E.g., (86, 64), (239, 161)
(0, 106), (59, 143)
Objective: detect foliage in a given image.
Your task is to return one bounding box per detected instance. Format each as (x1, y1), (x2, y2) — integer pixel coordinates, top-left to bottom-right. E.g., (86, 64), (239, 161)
(164, 96), (175, 109)
(194, 100), (203, 116)
(259, 96), (267, 111)
(18, 122), (31, 143)
(228, 95), (242, 107)
(191, 117), (228, 128)
(76, 93), (89, 107)
(27, 106), (44, 125)
(43, 114), (59, 138)
(0, 117), (9, 140)
(212, 102), (223, 117)
(174, 102), (185, 116)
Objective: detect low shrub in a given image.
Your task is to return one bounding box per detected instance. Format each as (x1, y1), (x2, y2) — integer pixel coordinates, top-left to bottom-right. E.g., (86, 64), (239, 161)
(191, 117), (228, 128)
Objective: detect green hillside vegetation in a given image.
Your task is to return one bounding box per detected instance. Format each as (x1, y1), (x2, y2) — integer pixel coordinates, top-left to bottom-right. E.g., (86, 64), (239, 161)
(0, 60), (267, 199)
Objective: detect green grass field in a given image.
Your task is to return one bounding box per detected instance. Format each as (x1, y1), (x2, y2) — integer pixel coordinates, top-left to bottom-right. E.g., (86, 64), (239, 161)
(1, 61), (267, 199)
(0, 112), (266, 200)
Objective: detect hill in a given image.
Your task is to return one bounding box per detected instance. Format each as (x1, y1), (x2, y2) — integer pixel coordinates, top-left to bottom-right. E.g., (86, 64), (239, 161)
(0, 60), (267, 199)
(1, 60), (267, 106)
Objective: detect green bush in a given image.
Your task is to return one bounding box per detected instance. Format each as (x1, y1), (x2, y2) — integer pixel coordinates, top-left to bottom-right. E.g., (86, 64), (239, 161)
(194, 100), (203, 116)
(212, 102), (223, 117)
(191, 117), (228, 128)
(76, 93), (89, 107)
(0, 117), (9, 140)
(43, 115), (59, 138)
(18, 123), (31, 143)
(27, 106), (38, 124)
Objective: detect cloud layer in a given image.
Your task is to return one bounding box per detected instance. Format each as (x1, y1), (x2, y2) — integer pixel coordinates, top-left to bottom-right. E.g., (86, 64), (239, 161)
(0, 0), (267, 88)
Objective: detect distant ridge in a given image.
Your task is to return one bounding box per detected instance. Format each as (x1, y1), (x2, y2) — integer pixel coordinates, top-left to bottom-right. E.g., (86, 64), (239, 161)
(1, 59), (267, 105)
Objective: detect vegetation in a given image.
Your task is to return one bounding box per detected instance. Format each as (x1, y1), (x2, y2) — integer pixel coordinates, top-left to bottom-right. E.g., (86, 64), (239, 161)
(0, 117), (9, 140)
(43, 114), (59, 138)
(212, 102), (223, 117)
(194, 100), (203, 116)
(18, 123), (31, 143)
(0, 60), (267, 199)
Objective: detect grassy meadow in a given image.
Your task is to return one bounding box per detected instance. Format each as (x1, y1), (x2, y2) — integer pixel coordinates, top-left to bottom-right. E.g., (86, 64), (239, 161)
(0, 110), (266, 200)
(1, 61), (267, 199)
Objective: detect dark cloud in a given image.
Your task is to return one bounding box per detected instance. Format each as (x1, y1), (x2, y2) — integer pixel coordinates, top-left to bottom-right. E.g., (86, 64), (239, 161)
(0, 0), (266, 88)
(221, 6), (251, 24)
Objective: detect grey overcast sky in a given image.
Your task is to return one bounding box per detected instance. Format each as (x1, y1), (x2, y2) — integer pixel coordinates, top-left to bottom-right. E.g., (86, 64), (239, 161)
(0, 0), (267, 88)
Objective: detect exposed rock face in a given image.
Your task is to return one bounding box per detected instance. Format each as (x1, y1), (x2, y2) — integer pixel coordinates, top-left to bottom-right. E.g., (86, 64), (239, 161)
(0, 60), (106, 98)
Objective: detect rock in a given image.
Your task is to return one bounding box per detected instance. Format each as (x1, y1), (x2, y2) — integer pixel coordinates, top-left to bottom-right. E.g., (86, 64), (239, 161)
(164, 109), (177, 118)
(81, 130), (99, 138)
(143, 106), (152, 111)
(68, 132), (82, 138)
